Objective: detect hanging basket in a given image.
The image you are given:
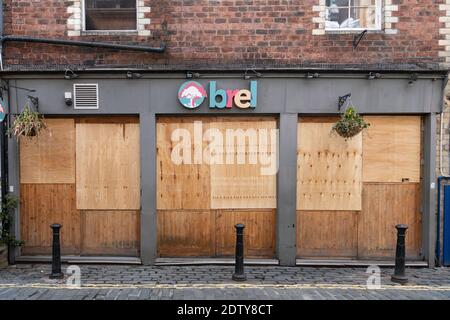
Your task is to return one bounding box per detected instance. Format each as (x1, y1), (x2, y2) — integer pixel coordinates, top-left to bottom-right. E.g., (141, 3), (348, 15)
(8, 104), (47, 140)
(332, 106), (369, 139)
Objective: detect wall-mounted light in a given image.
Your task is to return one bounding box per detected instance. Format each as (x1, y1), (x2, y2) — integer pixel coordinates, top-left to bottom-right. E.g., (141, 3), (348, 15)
(64, 69), (79, 80)
(408, 73), (418, 85)
(244, 69), (262, 80)
(368, 72), (381, 80)
(126, 71), (144, 79)
(64, 92), (73, 107)
(306, 72), (320, 79)
(186, 71), (200, 79)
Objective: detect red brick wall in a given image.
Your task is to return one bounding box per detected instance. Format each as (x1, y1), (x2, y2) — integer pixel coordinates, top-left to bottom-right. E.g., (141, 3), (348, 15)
(1, 0), (445, 69)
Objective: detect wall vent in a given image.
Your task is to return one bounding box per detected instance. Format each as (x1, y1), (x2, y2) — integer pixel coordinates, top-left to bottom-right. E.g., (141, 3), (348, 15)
(73, 84), (99, 109)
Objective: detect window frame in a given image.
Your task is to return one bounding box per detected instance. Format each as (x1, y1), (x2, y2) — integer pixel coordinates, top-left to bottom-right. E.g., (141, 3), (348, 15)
(324, 0), (383, 32)
(82, 0), (138, 33)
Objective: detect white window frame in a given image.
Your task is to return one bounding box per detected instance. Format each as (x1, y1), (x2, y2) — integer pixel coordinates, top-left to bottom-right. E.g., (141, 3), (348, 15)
(325, 0), (383, 32)
(82, 0), (138, 33)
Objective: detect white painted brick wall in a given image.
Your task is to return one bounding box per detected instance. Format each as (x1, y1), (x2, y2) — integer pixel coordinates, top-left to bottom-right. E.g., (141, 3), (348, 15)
(440, 1), (450, 67)
(67, 1), (151, 37)
(67, 0), (81, 36)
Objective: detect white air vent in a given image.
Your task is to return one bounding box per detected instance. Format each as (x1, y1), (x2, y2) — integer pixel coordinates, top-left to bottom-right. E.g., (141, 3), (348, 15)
(73, 84), (99, 109)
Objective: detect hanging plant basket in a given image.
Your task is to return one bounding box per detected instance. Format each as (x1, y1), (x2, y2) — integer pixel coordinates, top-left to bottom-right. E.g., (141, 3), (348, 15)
(332, 106), (369, 139)
(8, 104), (47, 140)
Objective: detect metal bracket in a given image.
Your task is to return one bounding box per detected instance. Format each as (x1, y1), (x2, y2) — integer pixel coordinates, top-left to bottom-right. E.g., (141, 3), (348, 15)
(338, 93), (351, 111)
(27, 95), (39, 112)
(353, 30), (367, 50)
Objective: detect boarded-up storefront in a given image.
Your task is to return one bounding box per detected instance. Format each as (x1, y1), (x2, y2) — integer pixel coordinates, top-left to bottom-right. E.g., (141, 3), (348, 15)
(7, 73), (443, 266)
(296, 116), (422, 260)
(156, 116), (277, 258)
(19, 117), (141, 256)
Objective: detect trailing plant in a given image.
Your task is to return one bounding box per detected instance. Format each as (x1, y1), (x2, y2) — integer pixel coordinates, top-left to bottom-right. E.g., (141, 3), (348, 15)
(332, 106), (370, 139)
(8, 104), (47, 140)
(0, 194), (24, 247)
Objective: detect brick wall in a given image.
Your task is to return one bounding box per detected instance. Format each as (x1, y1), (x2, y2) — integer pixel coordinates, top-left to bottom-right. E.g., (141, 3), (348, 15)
(1, 0), (445, 69)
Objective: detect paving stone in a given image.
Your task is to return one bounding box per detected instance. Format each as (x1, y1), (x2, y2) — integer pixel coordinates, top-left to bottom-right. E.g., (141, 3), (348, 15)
(0, 264), (450, 300)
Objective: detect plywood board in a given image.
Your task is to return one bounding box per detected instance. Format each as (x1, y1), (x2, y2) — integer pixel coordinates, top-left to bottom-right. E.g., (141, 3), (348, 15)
(297, 120), (362, 211)
(157, 210), (215, 257)
(156, 117), (211, 210)
(210, 119), (277, 209)
(358, 183), (422, 259)
(296, 211), (358, 258)
(20, 118), (75, 184)
(81, 211), (140, 256)
(215, 210), (276, 258)
(363, 116), (421, 183)
(20, 184), (80, 255)
(76, 123), (140, 210)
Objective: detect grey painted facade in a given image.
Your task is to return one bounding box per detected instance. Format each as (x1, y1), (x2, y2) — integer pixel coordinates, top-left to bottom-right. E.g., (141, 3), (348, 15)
(1, 71), (446, 266)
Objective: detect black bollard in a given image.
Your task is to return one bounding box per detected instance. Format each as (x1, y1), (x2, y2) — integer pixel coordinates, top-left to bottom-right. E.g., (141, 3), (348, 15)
(49, 223), (64, 279)
(391, 224), (408, 285)
(232, 223), (246, 281)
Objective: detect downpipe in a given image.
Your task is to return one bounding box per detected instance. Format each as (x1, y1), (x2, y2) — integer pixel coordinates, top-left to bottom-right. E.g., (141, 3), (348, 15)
(0, 35), (166, 70)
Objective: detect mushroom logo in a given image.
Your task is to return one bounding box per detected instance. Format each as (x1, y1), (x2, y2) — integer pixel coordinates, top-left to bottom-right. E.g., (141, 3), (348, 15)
(0, 98), (5, 123)
(178, 81), (207, 109)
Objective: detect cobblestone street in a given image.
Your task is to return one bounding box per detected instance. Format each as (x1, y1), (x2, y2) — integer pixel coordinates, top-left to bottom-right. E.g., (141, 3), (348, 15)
(0, 264), (449, 300)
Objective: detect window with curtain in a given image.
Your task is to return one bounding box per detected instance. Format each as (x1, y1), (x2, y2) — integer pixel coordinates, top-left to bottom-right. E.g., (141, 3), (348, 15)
(84, 0), (137, 31)
(325, 0), (382, 31)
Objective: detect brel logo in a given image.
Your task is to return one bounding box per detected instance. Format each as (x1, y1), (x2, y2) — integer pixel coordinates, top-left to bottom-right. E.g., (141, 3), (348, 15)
(178, 81), (257, 109)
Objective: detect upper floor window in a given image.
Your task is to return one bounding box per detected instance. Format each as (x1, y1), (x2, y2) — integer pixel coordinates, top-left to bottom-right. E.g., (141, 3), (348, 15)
(325, 0), (382, 31)
(84, 0), (137, 31)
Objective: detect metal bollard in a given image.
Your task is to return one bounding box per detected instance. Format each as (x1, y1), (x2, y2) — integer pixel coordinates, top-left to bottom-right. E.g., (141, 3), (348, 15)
(391, 224), (408, 285)
(49, 223), (64, 279)
(232, 223), (246, 282)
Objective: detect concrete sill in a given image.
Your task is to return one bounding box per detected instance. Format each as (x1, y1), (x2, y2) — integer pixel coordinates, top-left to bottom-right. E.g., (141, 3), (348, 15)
(155, 258), (279, 266)
(16, 255), (142, 265)
(296, 259), (428, 267)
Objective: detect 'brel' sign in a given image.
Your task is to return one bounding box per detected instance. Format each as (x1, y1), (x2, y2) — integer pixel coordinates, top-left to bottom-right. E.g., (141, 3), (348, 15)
(178, 81), (257, 110)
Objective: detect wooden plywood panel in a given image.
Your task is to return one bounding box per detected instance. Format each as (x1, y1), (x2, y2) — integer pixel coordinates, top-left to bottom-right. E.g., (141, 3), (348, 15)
(81, 211), (140, 256)
(210, 119), (277, 209)
(358, 183), (422, 259)
(76, 123), (140, 210)
(297, 121), (362, 211)
(20, 119), (75, 184)
(215, 210), (276, 258)
(363, 116), (421, 183)
(157, 210), (215, 257)
(156, 118), (211, 210)
(20, 184), (79, 255)
(296, 211), (358, 258)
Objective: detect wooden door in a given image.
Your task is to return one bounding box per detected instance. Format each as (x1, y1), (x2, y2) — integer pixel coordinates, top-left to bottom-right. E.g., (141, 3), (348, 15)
(296, 116), (423, 260)
(358, 116), (422, 259)
(20, 119), (79, 255)
(19, 117), (141, 257)
(296, 117), (362, 258)
(156, 116), (277, 258)
(76, 117), (141, 256)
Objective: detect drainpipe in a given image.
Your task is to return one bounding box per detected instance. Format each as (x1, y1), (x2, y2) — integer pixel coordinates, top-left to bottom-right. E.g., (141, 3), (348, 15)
(0, 36), (166, 70)
(0, 0), (7, 250)
(436, 84), (450, 266)
(0, 0), (5, 199)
